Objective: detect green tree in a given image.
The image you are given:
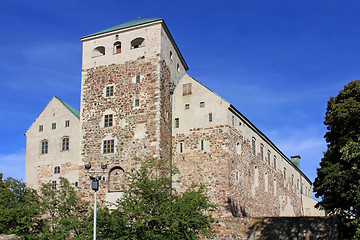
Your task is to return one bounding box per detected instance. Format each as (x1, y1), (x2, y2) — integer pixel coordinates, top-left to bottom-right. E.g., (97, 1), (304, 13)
(0, 175), (43, 239)
(110, 158), (215, 240)
(314, 80), (360, 239)
(39, 177), (92, 239)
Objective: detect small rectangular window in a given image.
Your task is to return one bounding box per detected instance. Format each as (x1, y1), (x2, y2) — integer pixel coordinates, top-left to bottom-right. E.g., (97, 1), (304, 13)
(183, 83), (192, 95)
(209, 113), (213, 122)
(52, 181), (57, 190)
(104, 114), (113, 127)
(200, 102), (205, 108)
(103, 139), (114, 154)
(65, 120), (70, 127)
(135, 99), (140, 107)
(39, 125), (43, 132)
(175, 118), (179, 128)
(232, 116), (235, 125)
(136, 75), (140, 83)
(52, 123), (56, 130)
(106, 86), (114, 97)
(185, 104), (190, 110)
(75, 182), (78, 187)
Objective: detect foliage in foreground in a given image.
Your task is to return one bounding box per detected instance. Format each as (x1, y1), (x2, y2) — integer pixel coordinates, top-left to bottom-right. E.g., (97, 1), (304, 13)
(313, 80), (360, 239)
(0, 159), (215, 239)
(108, 158), (215, 240)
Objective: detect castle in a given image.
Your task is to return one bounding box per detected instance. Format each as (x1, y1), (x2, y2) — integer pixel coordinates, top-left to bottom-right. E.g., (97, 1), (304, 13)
(25, 18), (322, 217)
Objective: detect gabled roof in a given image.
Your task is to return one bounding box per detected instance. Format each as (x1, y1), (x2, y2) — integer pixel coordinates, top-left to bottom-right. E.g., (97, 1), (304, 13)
(55, 96), (80, 120)
(82, 18), (162, 39)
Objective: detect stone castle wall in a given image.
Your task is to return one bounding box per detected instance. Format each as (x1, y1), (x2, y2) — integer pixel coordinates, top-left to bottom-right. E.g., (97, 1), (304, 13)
(205, 216), (338, 240)
(79, 56), (165, 202)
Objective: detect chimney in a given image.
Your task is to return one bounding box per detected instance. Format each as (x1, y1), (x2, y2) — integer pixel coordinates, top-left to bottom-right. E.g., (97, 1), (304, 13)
(291, 155), (301, 169)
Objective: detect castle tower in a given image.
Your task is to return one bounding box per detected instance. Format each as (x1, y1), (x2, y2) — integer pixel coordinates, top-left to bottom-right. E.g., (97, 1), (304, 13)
(79, 18), (188, 203)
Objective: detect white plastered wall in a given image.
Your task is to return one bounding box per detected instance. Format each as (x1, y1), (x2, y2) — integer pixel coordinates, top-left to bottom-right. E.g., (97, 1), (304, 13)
(25, 97), (80, 190)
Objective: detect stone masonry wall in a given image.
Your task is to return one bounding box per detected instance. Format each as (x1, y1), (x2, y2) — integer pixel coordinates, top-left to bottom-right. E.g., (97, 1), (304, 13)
(227, 126), (303, 217)
(79, 56), (163, 202)
(173, 124), (303, 217)
(205, 216), (338, 240)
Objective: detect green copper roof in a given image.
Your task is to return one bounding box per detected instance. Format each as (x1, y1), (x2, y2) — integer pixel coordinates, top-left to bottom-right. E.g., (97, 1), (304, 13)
(82, 18), (162, 38)
(55, 96), (80, 120)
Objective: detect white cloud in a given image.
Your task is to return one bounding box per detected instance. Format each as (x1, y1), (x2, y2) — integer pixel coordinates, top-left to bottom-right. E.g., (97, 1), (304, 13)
(0, 149), (26, 181)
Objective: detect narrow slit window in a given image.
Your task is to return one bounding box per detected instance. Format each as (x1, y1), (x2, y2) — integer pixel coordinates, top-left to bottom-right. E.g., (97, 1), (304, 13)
(175, 118), (179, 128)
(179, 142), (183, 153)
(252, 137), (256, 155)
(201, 140), (204, 151)
(209, 113), (213, 122)
(136, 75), (140, 83)
(260, 144), (264, 161)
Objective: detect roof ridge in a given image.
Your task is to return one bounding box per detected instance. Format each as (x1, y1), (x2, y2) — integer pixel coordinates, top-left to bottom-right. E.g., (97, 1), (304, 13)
(55, 96), (80, 120)
(81, 18), (162, 39)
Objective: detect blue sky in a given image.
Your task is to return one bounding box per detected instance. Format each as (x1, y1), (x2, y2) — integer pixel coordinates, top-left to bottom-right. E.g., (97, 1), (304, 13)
(1, 0), (359, 198)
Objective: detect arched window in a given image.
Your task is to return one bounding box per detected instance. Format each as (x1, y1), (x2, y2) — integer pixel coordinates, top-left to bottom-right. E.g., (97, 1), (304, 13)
(54, 166), (60, 174)
(92, 46), (105, 57)
(108, 167), (125, 192)
(114, 41), (121, 54)
(131, 37), (144, 49)
(41, 140), (48, 154)
(61, 137), (69, 151)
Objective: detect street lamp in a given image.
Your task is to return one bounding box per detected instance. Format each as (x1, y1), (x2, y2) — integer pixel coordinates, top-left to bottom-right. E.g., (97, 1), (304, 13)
(85, 163), (107, 240)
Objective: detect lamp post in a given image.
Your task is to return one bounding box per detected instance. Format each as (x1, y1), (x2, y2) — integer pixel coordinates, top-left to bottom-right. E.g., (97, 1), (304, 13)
(85, 163), (107, 240)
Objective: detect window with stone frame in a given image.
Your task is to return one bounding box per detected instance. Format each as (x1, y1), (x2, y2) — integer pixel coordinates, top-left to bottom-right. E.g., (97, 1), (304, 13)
(185, 104), (190, 110)
(131, 37), (145, 49)
(41, 140), (48, 154)
(52, 180), (57, 190)
(200, 102), (205, 108)
(54, 166), (60, 174)
(65, 120), (70, 127)
(114, 41), (121, 54)
(183, 83), (192, 95)
(39, 125), (43, 132)
(61, 137), (69, 151)
(104, 114), (113, 127)
(175, 118), (179, 128)
(267, 151), (271, 165)
(106, 86), (114, 97)
(92, 46), (105, 57)
(103, 139), (114, 154)
(108, 167), (125, 192)
(260, 144), (264, 161)
(252, 137), (256, 155)
(52, 123), (56, 130)
(136, 74), (140, 83)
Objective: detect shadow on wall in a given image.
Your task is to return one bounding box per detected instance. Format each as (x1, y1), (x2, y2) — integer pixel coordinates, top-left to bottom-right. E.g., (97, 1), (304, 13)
(246, 217), (338, 240)
(227, 197), (247, 217)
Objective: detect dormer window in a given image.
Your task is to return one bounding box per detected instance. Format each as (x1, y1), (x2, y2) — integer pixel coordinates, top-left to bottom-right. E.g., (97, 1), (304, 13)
(114, 42), (121, 54)
(131, 37), (145, 49)
(92, 46), (105, 57)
